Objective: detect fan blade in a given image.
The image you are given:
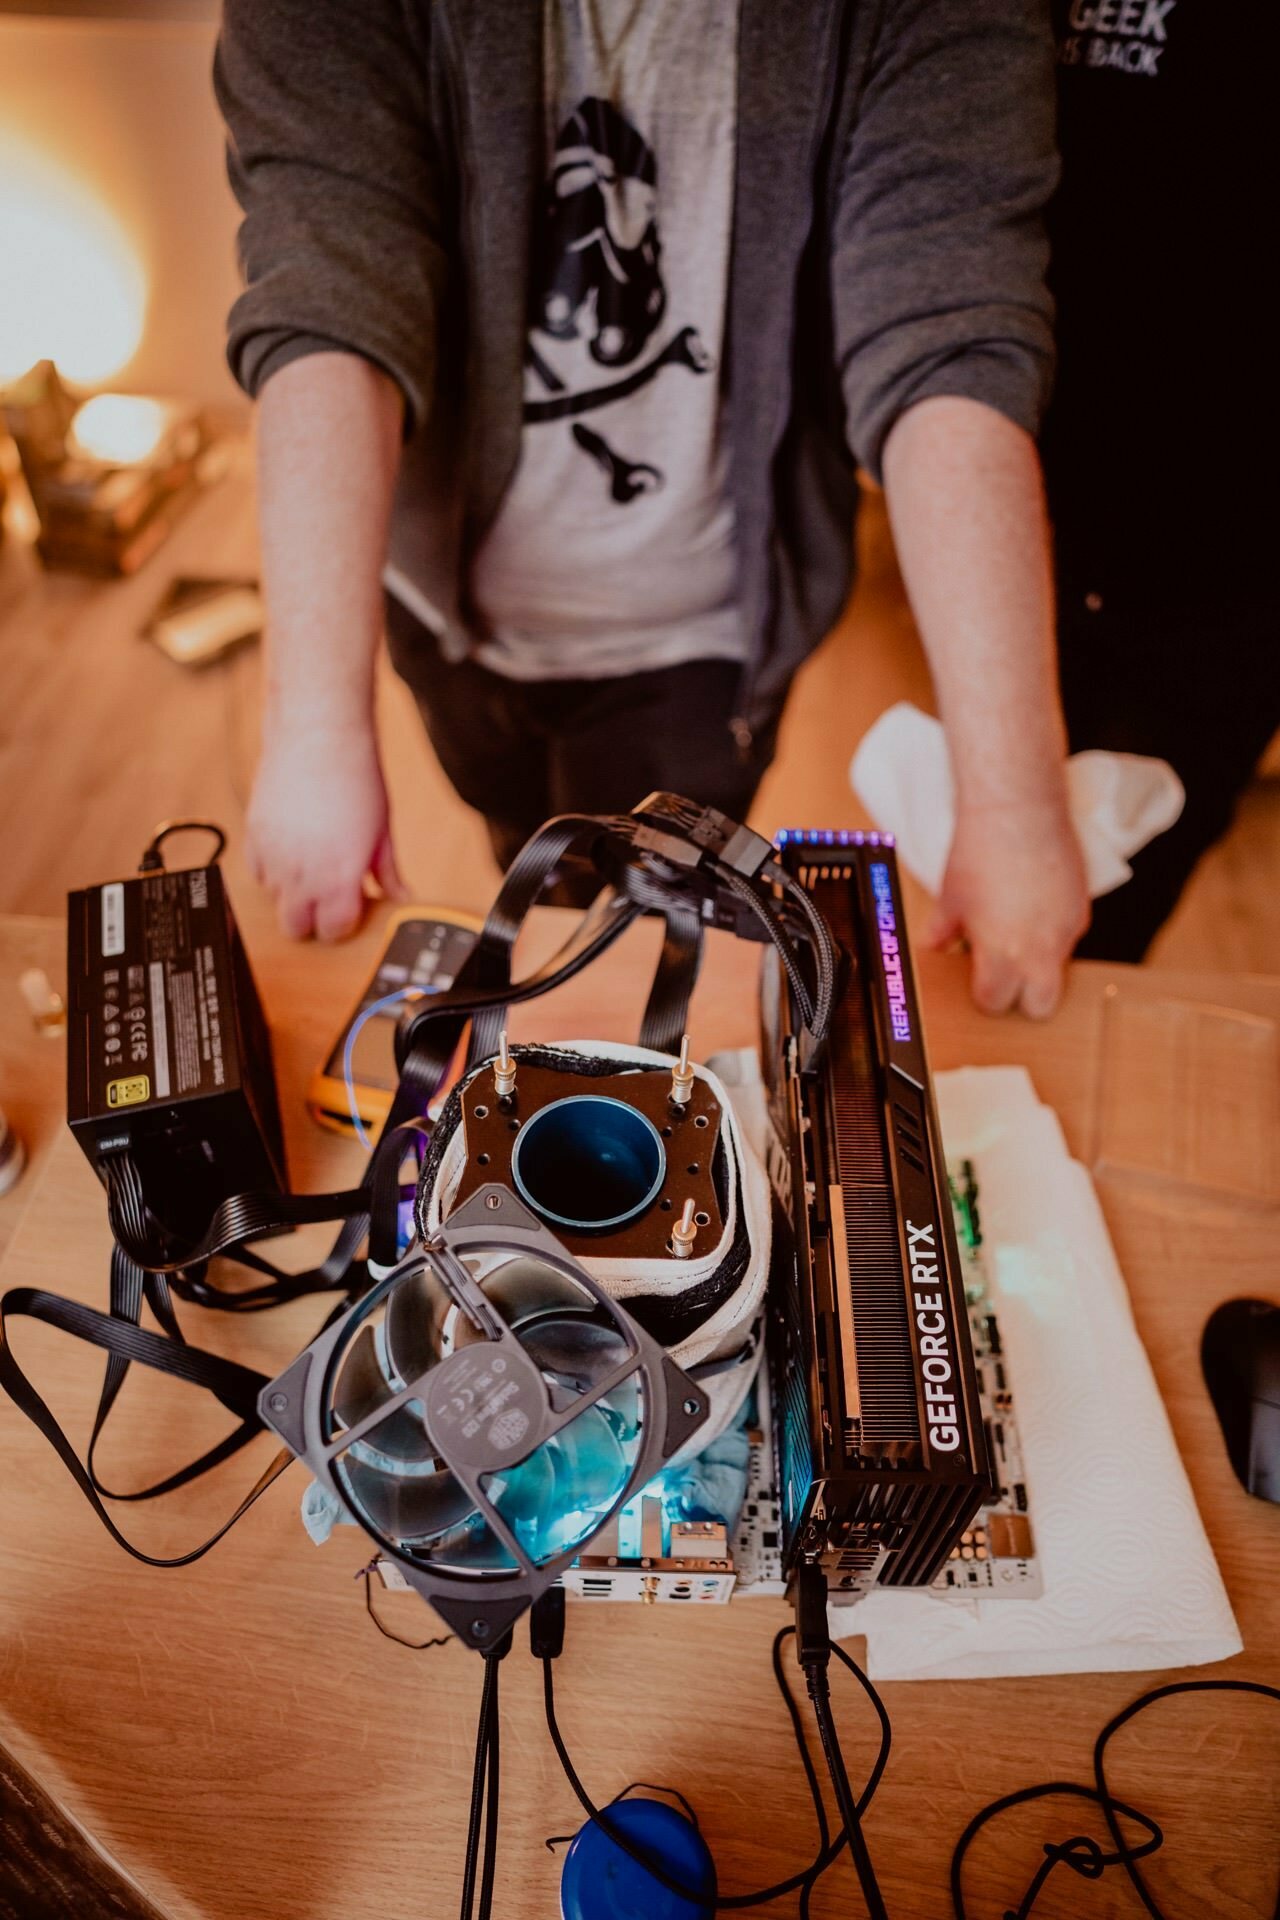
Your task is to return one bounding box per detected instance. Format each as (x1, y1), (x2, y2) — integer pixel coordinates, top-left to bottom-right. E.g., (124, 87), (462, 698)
(519, 1316), (631, 1392)
(485, 1257), (597, 1330)
(383, 1267), (448, 1384)
(340, 1455), (476, 1545)
(483, 1442), (556, 1526)
(486, 1254), (633, 1390)
(331, 1325), (436, 1463)
(484, 1400), (635, 1566)
(429, 1518), (519, 1574)
(548, 1402), (629, 1517)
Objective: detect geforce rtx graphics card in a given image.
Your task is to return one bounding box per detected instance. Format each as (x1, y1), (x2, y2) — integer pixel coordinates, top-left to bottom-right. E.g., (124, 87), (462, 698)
(763, 833), (990, 1595)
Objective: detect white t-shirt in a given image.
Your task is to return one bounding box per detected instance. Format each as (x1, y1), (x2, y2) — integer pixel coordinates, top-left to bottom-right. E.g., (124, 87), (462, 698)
(469, 0), (743, 679)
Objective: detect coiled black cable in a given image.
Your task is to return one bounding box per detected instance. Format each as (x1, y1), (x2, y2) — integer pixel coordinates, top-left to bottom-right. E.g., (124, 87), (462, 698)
(950, 1678), (1280, 1920)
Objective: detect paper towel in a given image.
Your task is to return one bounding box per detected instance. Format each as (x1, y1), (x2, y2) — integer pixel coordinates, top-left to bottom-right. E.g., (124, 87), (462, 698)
(839, 1066), (1242, 1680)
(850, 702), (1185, 898)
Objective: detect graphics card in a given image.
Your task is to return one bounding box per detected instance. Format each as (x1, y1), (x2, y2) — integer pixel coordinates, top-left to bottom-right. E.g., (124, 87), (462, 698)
(762, 832), (990, 1595)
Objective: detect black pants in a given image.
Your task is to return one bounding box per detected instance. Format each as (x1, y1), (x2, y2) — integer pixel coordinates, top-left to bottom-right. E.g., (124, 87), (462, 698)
(1059, 582), (1279, 962)
(386, 595), (783, 874)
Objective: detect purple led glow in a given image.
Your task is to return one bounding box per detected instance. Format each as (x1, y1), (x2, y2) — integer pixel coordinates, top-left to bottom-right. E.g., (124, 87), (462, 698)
(870, 861), (911, 1043)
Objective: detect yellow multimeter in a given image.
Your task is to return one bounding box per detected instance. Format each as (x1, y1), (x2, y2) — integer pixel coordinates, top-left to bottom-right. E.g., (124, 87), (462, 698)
(308, 906), (482, 1140)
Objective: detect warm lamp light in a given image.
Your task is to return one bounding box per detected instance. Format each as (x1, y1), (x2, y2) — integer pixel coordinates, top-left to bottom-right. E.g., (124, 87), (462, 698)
(0, 132), (146, 388)
(69, 393), (169, 465)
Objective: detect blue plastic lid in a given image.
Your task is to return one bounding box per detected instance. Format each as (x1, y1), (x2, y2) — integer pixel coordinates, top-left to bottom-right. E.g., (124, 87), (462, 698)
(560, 1797), (716, 1920)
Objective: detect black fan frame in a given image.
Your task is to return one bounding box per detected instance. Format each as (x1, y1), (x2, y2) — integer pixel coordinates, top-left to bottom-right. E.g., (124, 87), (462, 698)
(259, 1184), (709, 1649)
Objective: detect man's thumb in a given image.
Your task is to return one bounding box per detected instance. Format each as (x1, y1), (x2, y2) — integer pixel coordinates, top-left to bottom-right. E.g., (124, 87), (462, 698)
(372, 833), (409, 902)
(924, 901), (962, 950)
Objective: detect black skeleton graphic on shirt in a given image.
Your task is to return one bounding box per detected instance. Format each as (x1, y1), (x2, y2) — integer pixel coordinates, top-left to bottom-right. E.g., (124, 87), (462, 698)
(523, 96), (712, 502)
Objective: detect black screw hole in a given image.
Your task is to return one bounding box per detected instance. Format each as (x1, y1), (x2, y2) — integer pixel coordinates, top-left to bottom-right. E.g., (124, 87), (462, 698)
(508, 1117), (520, 1131)
(478, 1152), (490, 1166)
(694, 1114), (709, 1129)
(660, 1198), (673, 1212)
(686, 1163), (699, 1176)
(695, 1211), (710, 1227)
(473, 1104), (489, 1120)
(661, 1126), (673, 1138)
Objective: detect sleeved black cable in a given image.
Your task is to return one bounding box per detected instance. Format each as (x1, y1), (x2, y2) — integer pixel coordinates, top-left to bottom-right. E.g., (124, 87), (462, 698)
(806, 1668), (889, 1920)
(793, 1562), (890, 1920)
(771, 1629), (894, 1915)
(770, 1625), (830, 1920)
(459, 1653), (499, 1920)
(477, 1655), (502, 1920)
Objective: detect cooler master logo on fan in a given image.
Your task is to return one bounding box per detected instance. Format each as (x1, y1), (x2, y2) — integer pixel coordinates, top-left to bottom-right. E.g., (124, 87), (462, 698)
(907, 1220), (959, 1453)
(523, 96), (712, 501)
(870, 862), (912, 1043)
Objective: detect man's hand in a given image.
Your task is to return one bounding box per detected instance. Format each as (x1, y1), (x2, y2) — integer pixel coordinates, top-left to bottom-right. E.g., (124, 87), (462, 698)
(928, 798), (1089, 1018)
(247, 719), (405, 940)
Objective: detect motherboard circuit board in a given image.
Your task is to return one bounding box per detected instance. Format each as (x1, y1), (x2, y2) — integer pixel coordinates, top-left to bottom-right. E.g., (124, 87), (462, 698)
(933, 1160), (1042, 1600)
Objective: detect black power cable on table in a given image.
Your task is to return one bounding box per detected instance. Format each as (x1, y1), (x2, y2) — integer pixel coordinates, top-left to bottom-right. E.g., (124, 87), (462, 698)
(459, 1634), (511, 1920)
(533, 1587), (896, 1914)
(792, 1558), (891, 1920)
(950, 1677), (1280, 1920)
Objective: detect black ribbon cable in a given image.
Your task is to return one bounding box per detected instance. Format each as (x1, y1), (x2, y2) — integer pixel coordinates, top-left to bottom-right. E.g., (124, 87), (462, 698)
(0, 1285), (291, 1567)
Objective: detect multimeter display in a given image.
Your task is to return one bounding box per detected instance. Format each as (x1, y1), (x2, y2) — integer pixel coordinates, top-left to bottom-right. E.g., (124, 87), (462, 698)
(310, 911), (479, 1135)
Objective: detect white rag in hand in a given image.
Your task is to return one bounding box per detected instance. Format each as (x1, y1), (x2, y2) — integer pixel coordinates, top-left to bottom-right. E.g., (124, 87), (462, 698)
(849, 702), (1185, 898)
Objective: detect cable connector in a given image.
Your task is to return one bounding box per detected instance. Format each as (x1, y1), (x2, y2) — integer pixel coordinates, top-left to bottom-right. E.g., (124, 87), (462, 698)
(136, 819), (227, 875)
(530, 1586), (566, 1661)
(631, 794), (773, 878)
(793, 1558), (831, 1672)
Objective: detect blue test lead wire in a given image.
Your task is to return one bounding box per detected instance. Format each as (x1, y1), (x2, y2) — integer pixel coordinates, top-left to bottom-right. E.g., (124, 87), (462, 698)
(342, 985), (435, 1151)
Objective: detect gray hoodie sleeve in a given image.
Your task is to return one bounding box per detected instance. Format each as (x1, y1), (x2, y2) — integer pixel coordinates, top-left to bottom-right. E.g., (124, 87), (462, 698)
(832, 0), (1058, 482)
(215, 0), (445, 431)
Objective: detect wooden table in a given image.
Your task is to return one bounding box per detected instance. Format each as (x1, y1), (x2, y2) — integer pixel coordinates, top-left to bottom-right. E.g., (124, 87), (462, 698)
(0, 909), (1277, 1920)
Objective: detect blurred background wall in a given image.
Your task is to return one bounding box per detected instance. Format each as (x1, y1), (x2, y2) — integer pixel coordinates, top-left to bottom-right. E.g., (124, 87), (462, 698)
(0, 4), (245, 411)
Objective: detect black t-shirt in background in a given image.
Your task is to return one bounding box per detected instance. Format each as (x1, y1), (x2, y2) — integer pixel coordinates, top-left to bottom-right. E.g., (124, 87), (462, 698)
(1042, 0), (1277, 606)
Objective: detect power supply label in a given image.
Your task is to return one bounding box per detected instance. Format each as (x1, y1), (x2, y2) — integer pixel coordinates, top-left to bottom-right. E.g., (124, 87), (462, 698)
(89, 869), (232, 1112)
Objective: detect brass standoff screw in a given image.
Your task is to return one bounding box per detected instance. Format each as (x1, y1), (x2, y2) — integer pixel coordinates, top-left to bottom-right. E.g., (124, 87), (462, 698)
(670, 1198), (698, 1260)
(493, 1029), (517, 1101)
(669, 1032), (695, 1109)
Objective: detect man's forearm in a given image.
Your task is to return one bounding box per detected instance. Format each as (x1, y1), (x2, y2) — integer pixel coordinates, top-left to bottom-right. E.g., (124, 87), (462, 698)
(880, 395), (1066, 813)
(256, 351), (404, 732)
(880, 394), (1088, 1017)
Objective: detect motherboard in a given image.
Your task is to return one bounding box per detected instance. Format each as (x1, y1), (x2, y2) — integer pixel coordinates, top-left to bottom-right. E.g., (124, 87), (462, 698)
(931, 1160), (1042, 1601)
